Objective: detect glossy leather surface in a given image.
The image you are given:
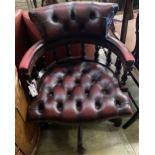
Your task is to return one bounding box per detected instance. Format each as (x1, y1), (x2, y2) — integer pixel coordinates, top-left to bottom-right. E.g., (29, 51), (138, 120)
(18, 2), (134, 123)
(28, 62), (132, 122)
(29, 2), (118, 40)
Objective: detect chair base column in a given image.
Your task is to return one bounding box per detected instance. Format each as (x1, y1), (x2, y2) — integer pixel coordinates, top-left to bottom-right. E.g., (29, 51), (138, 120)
(77, 125), (86, 155)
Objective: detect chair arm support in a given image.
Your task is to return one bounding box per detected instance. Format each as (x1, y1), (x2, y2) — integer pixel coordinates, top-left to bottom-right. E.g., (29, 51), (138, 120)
(19, 40), (44, 75)
(106, 35), (135, 70)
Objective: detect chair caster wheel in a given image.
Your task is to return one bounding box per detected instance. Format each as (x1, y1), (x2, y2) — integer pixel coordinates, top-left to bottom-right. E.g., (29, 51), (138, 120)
(78, 146), (86, 155)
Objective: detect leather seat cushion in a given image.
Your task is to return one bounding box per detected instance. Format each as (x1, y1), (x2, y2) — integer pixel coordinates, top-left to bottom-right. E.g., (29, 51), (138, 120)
(28, 61), (132, 122)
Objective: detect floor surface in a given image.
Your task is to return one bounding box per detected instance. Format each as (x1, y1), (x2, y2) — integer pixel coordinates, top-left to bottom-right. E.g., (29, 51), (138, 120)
(36, 120), (138, 155)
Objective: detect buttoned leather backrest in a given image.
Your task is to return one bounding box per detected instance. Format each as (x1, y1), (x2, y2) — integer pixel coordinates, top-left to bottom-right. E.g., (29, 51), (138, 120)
(29, 2), (118, 41)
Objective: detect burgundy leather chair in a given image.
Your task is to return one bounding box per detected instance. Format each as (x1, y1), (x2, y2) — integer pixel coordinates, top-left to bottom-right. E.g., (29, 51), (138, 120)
(18, 2), (135, 154)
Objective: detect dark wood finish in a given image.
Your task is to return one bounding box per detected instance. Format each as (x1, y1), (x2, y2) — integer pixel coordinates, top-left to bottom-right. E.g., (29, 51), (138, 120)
(123, 111), (138, 129)
(121, 70), (128, 85)
(41, 0), (44, 6)
(130, 67), (139, 86)
(77, 125), (85, 155)
(122, 13), (139, 128)
(133, 13), (139, 69)
(122, 91), (139, 129)
(106, 50), (112, 67)
(33, 0), (37, 8)
(115, 58), (122, 77)
(94, 45), (100, 62)
(129, 0), (134, 19)
(120, 0), (134, 43)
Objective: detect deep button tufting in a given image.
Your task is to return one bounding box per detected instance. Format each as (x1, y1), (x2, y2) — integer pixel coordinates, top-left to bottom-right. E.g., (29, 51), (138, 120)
(89, 10), (96, 20)
(63, 75), (75, 90)
(85, 88), (90, 97)
(29, 62), (133, 121)
(73, 73), (81, 83)
(37, 93), (48, 103)
(95, 98), (102, 110)
(76, 100), (82, 112)
(57, 78), (63, 84)
(89, 69), (102, 80)
(99, 76), (114, 94)
(75, 78), (80, 84)
(52, 13), (59, 23)
(48, 89), (54, 97)
(27, 2), (121, 45)
(102, 88), (111, 95)
(91, 78), (96, 83)
(41, 78), (57, 91)
(90, 84), (103, 99)
(81, 74), (91, 90)
(56, 100), (63, 112)
(67, 89), (72, 97)
(53, 86), (66, 101)
(73, 86), (85, 101)
(111, 77), (119, 87)
(114, 90), (129, 109)
(115, 99), (122, 108)
(82, 67), (90, 74)
(42, 99), (62, 119)
(91, 72), (101, 82)
(38, 101), (44, 114)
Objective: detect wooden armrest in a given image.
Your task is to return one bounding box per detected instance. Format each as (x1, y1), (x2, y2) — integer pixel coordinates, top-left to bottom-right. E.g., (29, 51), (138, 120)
(19, 40), (44, 75)
(106, 35), (135, 70)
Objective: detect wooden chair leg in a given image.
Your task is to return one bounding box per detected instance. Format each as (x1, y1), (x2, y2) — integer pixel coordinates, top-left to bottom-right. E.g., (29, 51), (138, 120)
(123, 111), (139, 129)
(122, 91), (139, 129)
(115, 58), (122, 78)
(121, 70), (128, 85)
(33, 0), (37, 8)
(77, 125), (86, 155)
